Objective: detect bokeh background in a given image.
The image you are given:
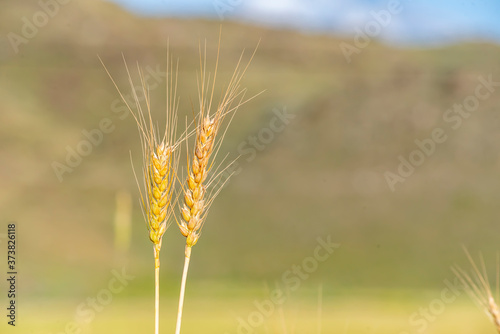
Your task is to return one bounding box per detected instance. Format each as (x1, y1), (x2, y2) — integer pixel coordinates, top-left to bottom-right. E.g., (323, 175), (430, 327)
(2, 0), (500, 333)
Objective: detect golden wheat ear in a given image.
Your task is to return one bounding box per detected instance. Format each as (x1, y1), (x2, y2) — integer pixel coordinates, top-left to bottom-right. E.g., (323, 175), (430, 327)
(100, 46), (183, 334)
(173, 32), (260, 334)
(452, 247), (500, 333)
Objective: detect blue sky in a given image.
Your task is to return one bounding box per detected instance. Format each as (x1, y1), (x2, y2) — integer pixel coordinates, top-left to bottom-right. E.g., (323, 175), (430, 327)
(106, 0), (500, 46)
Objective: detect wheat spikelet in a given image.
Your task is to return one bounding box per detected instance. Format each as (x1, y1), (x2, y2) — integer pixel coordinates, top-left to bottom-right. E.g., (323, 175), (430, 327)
(452, 248), (500, 333)
(127, 64), (179, 260)
(102, 53), (180, 249)
(178, 115), (216, 248)
(176, 38), (258, 251)
(147, 142), (175, 256)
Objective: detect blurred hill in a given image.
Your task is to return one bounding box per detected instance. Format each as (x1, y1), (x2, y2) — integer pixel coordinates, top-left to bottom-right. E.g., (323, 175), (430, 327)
(2, 0), (500, 297)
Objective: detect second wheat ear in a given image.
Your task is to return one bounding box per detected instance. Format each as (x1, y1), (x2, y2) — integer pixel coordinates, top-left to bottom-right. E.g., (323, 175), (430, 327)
(174, 37), (259, 334)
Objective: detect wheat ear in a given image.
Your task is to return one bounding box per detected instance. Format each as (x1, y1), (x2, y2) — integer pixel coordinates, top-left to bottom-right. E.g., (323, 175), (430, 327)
(452, 247), (500, 333)
(174, 34), (259, 334)
(100, 49), (181, 334)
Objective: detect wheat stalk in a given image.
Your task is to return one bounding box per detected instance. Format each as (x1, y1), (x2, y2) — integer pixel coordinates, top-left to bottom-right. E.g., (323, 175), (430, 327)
(174, 34), (259, 334)
(452, 247), (500, 333)
(100, 49), (181, 334)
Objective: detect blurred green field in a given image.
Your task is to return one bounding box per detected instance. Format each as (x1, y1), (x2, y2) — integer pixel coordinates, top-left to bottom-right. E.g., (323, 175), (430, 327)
(3, 290), (496, 334)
